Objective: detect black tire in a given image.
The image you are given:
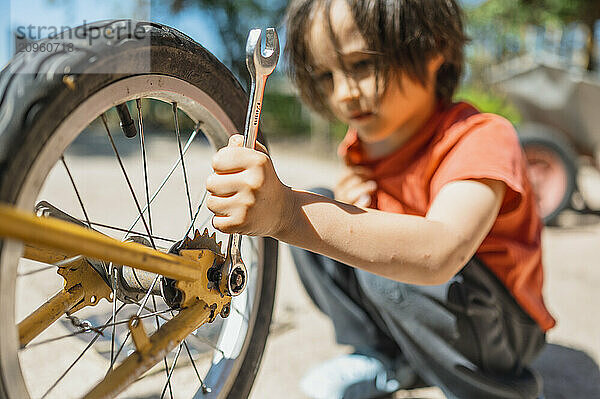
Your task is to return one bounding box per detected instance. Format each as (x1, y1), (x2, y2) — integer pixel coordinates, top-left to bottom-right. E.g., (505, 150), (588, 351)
(518, 123), (578, 225)
(0, 20), (277, 398)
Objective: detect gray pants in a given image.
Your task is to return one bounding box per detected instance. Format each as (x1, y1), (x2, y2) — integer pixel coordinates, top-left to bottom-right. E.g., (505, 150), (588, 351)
(290, 188), (546, 399)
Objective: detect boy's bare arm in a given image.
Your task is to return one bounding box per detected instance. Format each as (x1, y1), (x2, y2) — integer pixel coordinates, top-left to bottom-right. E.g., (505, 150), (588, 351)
(278, 179), (504, 285)
(207, 135), (505, 285)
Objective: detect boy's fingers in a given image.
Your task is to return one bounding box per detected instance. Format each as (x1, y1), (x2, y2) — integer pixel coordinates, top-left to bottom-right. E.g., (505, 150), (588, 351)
(206, 194), (231, 216)
(206, 173), (242, 197)
(346, 181), (377, 204)
(212, 215), (242, 234)
(212, 146), (267, 174)
(338, 169), (356, 184)
(228, 134), (244, 147)
(338, 166), (372, 185)
(335, 175), (374, 200)
(228, 133), (269, 155)
(336, 173), (364, 191)
(355, 194), (372, 208)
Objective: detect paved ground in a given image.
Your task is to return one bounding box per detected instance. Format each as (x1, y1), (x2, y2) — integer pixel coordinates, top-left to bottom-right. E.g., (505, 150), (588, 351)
(13, 137), (600, 398)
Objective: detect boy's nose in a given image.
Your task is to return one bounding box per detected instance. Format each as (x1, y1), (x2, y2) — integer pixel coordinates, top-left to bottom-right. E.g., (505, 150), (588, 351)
(332, 72), (360, 103)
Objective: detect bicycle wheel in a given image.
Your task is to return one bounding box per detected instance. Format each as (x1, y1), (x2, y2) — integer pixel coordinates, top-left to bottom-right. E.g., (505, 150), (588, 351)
(0, 20), (277, 398)
(518, 123), (578, 225)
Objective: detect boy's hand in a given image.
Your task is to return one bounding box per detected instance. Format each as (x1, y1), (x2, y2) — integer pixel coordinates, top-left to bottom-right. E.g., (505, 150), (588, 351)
(334, 166), (377, 207)
(206, 134), (291, 237)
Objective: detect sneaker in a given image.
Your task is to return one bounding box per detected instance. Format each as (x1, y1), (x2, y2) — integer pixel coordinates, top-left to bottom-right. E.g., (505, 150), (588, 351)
(299, 352), (417, 399)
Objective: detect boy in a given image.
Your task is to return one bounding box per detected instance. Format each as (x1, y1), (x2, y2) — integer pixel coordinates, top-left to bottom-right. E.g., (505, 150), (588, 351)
(205, 0), (554, 398)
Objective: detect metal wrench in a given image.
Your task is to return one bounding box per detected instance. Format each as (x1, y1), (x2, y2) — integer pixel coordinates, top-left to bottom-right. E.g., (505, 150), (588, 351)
(223, 28), (279, 297)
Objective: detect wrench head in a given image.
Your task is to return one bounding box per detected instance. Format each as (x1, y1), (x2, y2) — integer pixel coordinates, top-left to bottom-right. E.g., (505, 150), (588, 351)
(246, 28), (279, 77)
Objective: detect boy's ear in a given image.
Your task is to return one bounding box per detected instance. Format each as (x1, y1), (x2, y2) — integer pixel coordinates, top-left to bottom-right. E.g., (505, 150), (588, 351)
(428, 54), (445, 76)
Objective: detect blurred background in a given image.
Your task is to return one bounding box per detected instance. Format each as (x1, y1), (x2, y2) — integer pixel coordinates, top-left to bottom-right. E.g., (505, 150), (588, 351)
(4, 1), (600, 213)
(2, 0), (600, 398)
(2, 0), (598, 148)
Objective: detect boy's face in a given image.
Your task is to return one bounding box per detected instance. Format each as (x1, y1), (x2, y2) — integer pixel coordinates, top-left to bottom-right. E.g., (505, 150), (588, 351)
(308, 0), (442, 144)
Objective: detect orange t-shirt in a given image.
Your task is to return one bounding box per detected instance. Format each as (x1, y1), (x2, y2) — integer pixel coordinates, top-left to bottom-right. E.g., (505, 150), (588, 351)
(338, 102), (556, 331)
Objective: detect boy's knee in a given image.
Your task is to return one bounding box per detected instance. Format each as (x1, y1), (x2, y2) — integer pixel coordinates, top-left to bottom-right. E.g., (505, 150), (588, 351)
(355, 269), (414, 308)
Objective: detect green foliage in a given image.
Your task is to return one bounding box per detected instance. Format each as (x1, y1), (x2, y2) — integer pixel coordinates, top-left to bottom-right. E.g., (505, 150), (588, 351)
(467, 0), (600, 70)
(330, 121), (349, 141)
(455, 85), (522, 125)
(261, 91), (310, 138)
(260, 91), (349, 141)
(470, 0), (599, 27)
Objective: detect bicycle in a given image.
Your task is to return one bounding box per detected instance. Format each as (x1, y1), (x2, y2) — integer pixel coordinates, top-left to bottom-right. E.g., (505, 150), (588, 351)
(0, 20), (278, 398)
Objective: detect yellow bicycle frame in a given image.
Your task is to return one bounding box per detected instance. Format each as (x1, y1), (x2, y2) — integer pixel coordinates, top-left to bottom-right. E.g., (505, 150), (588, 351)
(0, 204), (230, 399)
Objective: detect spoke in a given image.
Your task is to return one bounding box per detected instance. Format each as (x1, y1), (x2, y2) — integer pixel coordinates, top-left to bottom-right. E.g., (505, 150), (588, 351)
(137, 99), (153, 235)
(172, 102), (194, 228)
(145, 307), (224, 357)
(40, 303), (127, 399)
(183, 340), (210, 393)
(139, 304), (225, 357)
(74, 219), (176, 243)
(106, 302), (160, 372)
(160, 307), (213, 398)
(160, 342), (183, 399)
(122, 122), (201, 240)
(17, 265), (55, 277)
(110, 268), (118, 370)
(19, 255), (84, 277)
(54, 255), (84, 267)
(106, 303), (175, 375)
(60, 155), (92, 228)
(197, 212), (212, 232)
(189, 330), (225, 358)
(135, 275), (161, 317)
(153, 292), (173, 398)
(107, 290), (165, 372)
(23, 306), (173, 349)
(101, 113), (156, 250)
(181, 190), (208, 240)
(107, 330), (130, 373)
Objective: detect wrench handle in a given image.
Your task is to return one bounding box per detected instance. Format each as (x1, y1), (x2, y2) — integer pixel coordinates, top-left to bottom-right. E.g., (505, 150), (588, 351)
(243, 75), (267, 150)
(229, 75), (268, 270)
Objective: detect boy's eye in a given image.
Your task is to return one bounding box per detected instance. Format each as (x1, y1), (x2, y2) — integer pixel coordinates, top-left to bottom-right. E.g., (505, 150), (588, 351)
(350, 59), (374, 74)
(316, 71), (332, 82)
(314, 71), (333, 88)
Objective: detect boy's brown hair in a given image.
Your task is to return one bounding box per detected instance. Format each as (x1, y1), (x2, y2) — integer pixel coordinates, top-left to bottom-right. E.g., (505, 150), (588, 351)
(285, 0), (469, 117)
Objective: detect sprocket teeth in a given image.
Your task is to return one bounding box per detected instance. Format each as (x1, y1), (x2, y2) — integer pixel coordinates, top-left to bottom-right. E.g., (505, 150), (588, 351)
(181, 235), (192, 246)
(178, 227), (224, 257)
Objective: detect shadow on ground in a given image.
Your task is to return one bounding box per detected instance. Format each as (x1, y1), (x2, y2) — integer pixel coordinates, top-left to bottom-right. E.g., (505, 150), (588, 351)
(534, 343), (600, 398)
